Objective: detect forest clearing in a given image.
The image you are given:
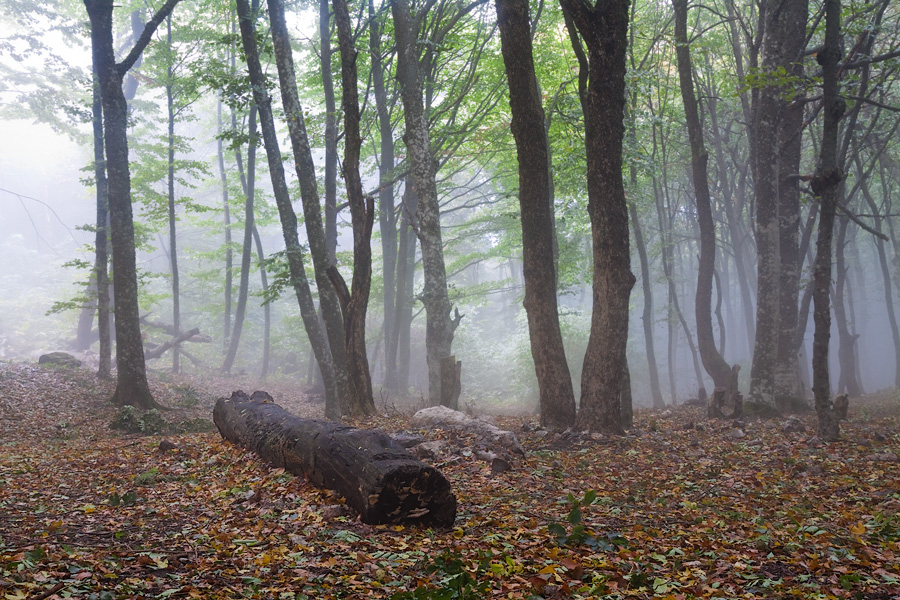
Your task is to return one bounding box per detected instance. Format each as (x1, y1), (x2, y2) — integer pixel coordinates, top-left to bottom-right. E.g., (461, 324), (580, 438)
(1, 361), (899, 600)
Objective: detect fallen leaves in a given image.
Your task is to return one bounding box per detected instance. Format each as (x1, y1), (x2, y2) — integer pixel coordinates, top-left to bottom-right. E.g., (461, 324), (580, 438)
(2, 361), (900, 598)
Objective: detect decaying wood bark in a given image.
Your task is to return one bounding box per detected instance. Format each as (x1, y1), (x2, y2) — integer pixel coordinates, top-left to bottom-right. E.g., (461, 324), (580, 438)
(213, 391), (456, 527)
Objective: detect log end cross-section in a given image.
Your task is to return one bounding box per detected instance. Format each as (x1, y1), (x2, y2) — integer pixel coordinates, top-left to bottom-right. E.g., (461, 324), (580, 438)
(213, 390), (456, 527)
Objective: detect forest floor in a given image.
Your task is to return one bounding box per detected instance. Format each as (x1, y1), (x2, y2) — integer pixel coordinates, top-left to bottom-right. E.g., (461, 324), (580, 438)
(1, 360), (899, 599)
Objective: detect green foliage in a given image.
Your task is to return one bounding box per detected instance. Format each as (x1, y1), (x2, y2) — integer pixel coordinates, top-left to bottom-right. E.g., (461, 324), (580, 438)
(547, 490), (628, 552)
(108, 490), (139, 507)
(109, 407), (168, 435)
(134, 468), (160, 486)
(173, 383), (202, 407)
(390, 550), (491, 600)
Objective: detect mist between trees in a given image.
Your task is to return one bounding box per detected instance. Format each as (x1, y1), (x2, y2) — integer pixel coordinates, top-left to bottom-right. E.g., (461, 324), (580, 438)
(1, 0), (899, 435)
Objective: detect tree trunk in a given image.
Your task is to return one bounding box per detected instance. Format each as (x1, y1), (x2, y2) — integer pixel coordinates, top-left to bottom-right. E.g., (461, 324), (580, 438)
(749, 0), (790, 408)
(368, 0), (398, 383)
(266, 0), (350, 416)
(222, 102), (258, 375)
(392, 0), (460, 405)
(673, 0), (733, 398)
(496, 0), (576, 430)
(214, 391), (456, 527)
(810, 0), (843, 441)
(251, 224), (271, 379)
(768, 0), (809, 412)
(217, 100), (233, 353)
(235, 0), (340, 419)
(85, 0), (180, 409)
(165, 15), (180, 374)
(629, 202), (664, 408)
(319, 0), (339, 263)
(559, 0), (635, 434)
(386, 187), (417, 393)
(332, 0), (377, 416)
(90, 67), (111, 380)
(833, 216), (862, 397)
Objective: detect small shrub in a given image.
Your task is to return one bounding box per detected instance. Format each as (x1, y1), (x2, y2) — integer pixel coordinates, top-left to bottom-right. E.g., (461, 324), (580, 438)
(173, 384), (202, 408)
(109, 406), (168, 435)
(134, 468), (159, 486)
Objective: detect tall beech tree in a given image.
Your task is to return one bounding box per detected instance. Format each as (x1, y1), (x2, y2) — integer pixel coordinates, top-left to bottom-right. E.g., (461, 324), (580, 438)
(749, 0), (808, 409)
(330, 0), (376, 416)
(672, 0), (733, 398)
(496, 0), (577, 429)
(559, 0), (635, 434)
(234, 0), (341, 418)
(266, 0), (354, 414)
(392, 0), (462, 406)
(773, 0), (810, 412)
(810, 0), (843, 441)
(85, 0), (181, 409)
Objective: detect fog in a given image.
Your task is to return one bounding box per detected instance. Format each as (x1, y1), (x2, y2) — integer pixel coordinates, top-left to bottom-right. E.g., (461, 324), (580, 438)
(3, 3), (899, 418)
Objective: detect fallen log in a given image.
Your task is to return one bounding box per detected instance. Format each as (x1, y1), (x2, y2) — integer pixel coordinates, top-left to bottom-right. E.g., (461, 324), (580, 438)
(213, 391), (456, 527)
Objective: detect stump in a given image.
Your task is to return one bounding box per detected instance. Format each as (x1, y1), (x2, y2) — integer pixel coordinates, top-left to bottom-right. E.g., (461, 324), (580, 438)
(213, 391), (456, 527)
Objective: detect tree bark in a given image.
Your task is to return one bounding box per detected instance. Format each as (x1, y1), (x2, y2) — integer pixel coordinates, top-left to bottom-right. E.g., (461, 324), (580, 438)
(559, 0), (635, 434)
(165, 15), (181, 374)
(217, 100), (233, 354)
(496, 0), (576, 430)
(810, 0), (843, 441)
(629, 202), (664, 408)
(331, 0), (376, 415)
(214, 391), (456, 527)
(833, 216), (862, 397)
(392, 0), (460, 406)
(368, 0), (398, 385)
(85, 0), (181, 409)
(771, 0), (809, 412)
(672, 0), (733, 398)
(319, 0), (339, 264)
(266, 0), (351, 416)
(235, 0), (341, 419)
(90, 66), (111, 380)
(222, 101), (258, 375)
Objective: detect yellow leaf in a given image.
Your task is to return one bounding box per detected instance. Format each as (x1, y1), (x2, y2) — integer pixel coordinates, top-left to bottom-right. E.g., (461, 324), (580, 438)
(452, 528), (464, 539)
(538, 564), (557, 575)
(850, 521), (867, 535)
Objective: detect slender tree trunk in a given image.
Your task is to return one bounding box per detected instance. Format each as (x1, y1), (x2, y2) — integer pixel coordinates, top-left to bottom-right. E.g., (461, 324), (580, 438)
(810, 0), (843, 441)
(332, 0), (376, 415)
(222, 103), (258, 374)
(496, 0), (576, 429)
(368, 0), (398, 385)
(267, 0), (351, 415)
(833, 216), (862, 397)
(165, 16), (180, 374)
(235, 0), (341, 418)
(85, 0), (180, 409)
(319, 0), (339, 263)
(392, 0), (460, 405)
(629, 202), (664, 408)
(673, 0), (733, 395)
(91, 67), (111, 380)
(217, 101), (233, 353)
(559, 0), (635, 434)
(251, 224), (271, 379)
(386, 187), (417, 393)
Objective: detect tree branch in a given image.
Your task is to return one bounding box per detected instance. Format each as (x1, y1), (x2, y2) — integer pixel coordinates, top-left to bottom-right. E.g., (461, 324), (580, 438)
(117, 0), (182, 76)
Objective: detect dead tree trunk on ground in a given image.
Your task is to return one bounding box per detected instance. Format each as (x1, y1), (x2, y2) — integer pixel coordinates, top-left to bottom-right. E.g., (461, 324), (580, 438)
(213, 391), (456, 527)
